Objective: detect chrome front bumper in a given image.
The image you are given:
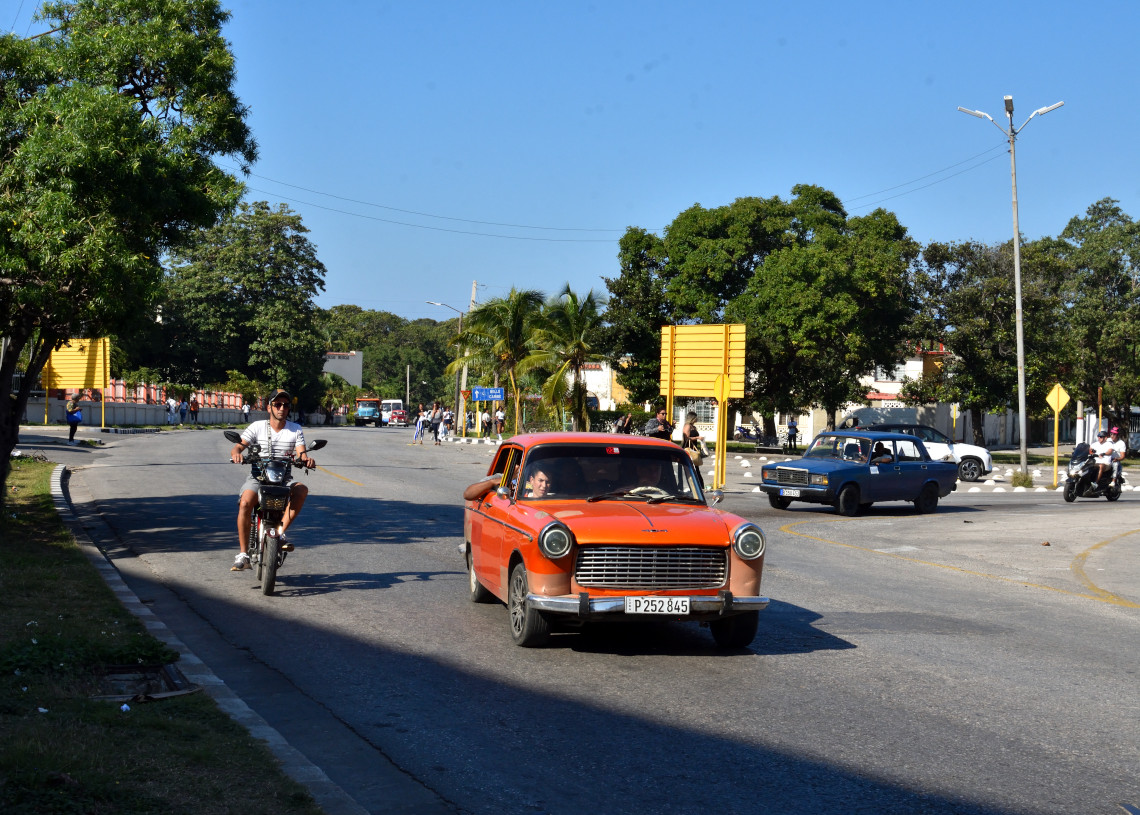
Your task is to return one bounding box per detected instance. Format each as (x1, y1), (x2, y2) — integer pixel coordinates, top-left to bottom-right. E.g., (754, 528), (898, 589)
(526, 590), (769, 618)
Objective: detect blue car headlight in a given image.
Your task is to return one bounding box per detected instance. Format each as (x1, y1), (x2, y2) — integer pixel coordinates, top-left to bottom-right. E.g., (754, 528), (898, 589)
(538, 521), (574, 560)
(732, 523), (766, 560)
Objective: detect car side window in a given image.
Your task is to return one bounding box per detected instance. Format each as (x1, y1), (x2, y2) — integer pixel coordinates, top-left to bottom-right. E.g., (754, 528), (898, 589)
(896, 439), (923, 461)
(489, 446), (521, 493)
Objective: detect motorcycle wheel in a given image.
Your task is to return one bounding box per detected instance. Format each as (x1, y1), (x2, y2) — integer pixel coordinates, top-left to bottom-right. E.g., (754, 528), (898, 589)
(733, 432), (742, 441)
(253, 517), (265, 579)
(261, 533), (279, 595)
(1107, 483), (1122, 502)
(1063, 482), (1077, 503)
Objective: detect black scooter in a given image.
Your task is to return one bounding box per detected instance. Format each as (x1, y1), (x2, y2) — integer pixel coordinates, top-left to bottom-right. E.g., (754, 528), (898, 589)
(1063, 443), (1122, 502)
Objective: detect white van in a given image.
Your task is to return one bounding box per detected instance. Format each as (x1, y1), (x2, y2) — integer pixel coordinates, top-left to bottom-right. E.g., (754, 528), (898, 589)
(381, 399), (404, 426)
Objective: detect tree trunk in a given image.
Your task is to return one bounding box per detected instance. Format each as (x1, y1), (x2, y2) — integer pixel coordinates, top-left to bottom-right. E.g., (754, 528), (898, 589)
(969, 407), (985, 446)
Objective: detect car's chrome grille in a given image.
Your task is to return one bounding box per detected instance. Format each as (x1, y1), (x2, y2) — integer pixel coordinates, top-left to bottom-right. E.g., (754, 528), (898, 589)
(775, 467), (809, 486)
(574, 546), (727, 589)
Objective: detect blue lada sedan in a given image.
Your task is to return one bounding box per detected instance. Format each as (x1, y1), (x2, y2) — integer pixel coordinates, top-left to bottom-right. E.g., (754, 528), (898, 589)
(759, 431), (958, 516)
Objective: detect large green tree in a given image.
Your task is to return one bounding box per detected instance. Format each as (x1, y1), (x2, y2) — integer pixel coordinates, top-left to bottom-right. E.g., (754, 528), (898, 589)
(599, 227), (669, 404)
(314, 306), (456, 405)
(0, 0), (255, 501)
(151, 202), (327, 399)
(601, 186), (916, 428)
(727, 207), (920, 426)
(532, 285), (607, 431)
(904, 238), (1068, 444)
(1056, 199), (1140, 432)
(450, 288), (546, 432)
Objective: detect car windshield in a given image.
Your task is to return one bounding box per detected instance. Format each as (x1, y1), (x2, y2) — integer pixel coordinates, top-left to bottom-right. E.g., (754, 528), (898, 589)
(518, 444), (703, 503)
(804, 434), (871, 463)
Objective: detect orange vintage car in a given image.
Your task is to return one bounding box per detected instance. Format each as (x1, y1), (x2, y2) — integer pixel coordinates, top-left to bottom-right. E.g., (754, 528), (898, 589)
(462, 432), (769, 648)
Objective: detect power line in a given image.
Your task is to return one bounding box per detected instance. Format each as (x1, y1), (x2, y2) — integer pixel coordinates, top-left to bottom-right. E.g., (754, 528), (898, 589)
(229, 166), (621, 233)
(231, 142), (1009, 239)
(844, 143), (1006, 203)
(243, 186), (616, 243)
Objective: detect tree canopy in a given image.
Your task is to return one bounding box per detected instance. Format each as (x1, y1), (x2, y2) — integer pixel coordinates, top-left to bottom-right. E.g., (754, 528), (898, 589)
(0, 0), (256, 503)
(601, 186), (919, 427)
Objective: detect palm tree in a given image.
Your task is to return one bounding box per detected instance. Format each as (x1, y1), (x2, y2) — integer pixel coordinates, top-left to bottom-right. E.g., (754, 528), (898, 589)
(449, 288), (545, 433)
(532, 285), (607, 431)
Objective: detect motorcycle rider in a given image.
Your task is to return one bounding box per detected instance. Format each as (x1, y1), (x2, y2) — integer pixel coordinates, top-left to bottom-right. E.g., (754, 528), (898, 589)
(1090, 429), (1116, 486)
(1109, 426), (1126, 485)
(229, 389), (315, 571)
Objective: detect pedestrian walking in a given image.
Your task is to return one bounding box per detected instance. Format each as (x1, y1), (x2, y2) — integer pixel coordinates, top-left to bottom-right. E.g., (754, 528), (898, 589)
(242, 402), (250, 421)
(178, 399), (188, 425)
(189, 396), (199, 424)
(430, 402), (443, 445)
(65, 397), (82, 445)
(412, 403), (426, 445)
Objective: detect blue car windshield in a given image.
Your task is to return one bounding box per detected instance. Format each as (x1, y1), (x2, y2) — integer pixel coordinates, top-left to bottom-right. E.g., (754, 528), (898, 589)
(805, 435), (870, 463)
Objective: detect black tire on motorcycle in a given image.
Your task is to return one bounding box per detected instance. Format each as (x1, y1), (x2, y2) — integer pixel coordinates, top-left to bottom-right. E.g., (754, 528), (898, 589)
(253, 517), (264, 579)
(261, 534), (279, 595)
(1063, 482), (1077, 503)
(1107, 483), (1122, 502)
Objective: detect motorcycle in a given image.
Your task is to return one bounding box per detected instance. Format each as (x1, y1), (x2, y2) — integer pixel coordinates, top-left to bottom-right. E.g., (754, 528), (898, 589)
(224, 429), (327, 594)
(734, 422), (762, 441)
(1063, 442), (1122, 503)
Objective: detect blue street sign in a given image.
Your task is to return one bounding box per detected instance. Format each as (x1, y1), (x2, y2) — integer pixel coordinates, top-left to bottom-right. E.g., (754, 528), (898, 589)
(471, 387), (505, 402)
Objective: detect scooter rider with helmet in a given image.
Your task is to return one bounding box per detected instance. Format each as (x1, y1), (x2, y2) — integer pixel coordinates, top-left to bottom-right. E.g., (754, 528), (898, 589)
(1090, 429), (1116, 486)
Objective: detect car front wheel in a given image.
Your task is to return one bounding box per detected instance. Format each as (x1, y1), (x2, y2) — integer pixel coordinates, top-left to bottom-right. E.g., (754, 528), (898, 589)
(957, 457), (983, 482)
(767, 494), (791, 510)
(507, 562), (550, 647)
(835, 485), (861, 517)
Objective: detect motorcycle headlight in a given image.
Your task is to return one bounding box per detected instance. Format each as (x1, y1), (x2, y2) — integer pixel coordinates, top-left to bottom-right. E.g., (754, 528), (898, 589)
(265, 461), (288, 484)
(537, 521), (574, 560)
(732, 523), (766, 560)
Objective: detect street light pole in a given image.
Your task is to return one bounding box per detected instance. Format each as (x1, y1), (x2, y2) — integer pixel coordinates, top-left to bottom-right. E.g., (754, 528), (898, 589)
(427, 301), (464, 429)
(957, 96), (1064, 474)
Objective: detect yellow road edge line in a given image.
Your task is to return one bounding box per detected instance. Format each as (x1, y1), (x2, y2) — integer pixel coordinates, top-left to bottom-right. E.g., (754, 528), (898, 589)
(1069, 527), (1140, 607)
(779, 518), (1140, 609)
(314, 465), (363, 487)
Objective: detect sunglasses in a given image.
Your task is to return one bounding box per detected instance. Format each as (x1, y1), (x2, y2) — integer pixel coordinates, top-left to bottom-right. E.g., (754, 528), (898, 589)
(271, 402), (289, 408)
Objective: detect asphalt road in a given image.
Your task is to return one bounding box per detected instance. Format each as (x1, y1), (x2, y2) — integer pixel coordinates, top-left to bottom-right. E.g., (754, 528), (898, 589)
(24, 424), (1140, 815)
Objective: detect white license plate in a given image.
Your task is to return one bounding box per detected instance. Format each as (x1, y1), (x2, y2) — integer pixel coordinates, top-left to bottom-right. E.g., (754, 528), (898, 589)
(780, 488), (801, 497)
(625, 596), (690, 615)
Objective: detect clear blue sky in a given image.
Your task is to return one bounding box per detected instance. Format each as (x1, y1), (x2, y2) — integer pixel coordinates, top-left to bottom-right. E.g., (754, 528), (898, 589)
(10, 1), (1139, 321)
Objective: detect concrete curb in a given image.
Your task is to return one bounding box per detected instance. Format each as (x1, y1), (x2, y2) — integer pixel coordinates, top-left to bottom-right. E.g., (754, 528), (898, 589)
(49, 465), (371, 815)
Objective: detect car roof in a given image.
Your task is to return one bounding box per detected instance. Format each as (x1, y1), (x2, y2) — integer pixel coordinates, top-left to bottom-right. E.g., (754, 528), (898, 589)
(817, 430), (919, 442)
(505, 431), (680, 449)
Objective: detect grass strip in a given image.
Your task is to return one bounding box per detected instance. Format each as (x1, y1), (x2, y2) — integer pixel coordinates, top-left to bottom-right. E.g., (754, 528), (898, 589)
(0, 456), (325, 815)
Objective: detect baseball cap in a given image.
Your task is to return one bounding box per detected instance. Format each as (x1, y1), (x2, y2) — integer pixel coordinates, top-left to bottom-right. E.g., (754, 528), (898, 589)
(268, 389), (292, 403)
(1110, 426), (1120, 434)
(1097, 429), (1108, 437)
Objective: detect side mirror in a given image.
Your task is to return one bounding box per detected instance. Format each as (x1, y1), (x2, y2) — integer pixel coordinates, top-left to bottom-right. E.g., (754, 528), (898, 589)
(223, 430), (242, 444)
(308, 439), (327, 452)
(705, 489), (724, 506)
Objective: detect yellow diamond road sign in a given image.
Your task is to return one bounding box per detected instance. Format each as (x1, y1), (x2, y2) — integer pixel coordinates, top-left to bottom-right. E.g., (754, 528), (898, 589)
(1046, 383), (1069, 413)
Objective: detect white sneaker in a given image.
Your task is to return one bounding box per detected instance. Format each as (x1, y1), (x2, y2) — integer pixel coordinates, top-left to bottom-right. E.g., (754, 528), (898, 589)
(231, 552), (251, 571)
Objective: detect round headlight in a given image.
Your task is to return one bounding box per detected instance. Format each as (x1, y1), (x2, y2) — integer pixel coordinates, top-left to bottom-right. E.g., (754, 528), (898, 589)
(265, 462), (288, 484)
(538, 521), (574, 560)
(733, 523), (766, 560)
